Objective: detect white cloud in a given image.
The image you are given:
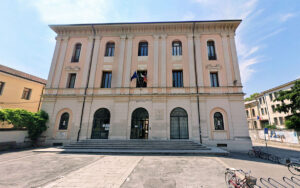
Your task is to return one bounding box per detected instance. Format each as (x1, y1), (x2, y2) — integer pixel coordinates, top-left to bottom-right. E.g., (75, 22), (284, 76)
(279, 13), (296, 23)
(24, 0), (111, 24)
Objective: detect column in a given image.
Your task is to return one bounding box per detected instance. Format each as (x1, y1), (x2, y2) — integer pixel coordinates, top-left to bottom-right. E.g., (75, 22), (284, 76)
(46, 36), (62, 88)
(116, 35), (126, 88)
(124, 35), (133, 87)
(53, 36), (69, 88)
(160, 34), (167, 87)
(194, 35), (204, 86)
(229, 33), (242, 86)
(221, 33), (233, 86)
(88, 36), (101, 88)
(187, 34), (196, 87)
(153, 35), (159, 87)
(81, 36), (95, 88)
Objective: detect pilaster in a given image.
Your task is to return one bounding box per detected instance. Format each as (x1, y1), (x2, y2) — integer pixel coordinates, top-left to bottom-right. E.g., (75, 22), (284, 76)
(88, 36), (101, 88)
(160, 34), (167, 87)
(221, 33), (233, 86)
(194, 34), (204, 86)
(124, 35), (133, 87)
(116, 35), (126, 88)
(229, 33), (242, 86)
(187, 34), (196, 87)
(81, 36), (95, 88)
(153, 35), (159, 87)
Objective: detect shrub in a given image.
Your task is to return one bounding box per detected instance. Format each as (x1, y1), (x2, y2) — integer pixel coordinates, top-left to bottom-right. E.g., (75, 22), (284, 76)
(0, 109), (49, 142)
(265, 124), (277, 129)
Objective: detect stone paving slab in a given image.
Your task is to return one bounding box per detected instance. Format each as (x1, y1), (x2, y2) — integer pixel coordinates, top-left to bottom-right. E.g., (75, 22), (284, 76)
(43, 156), (142, 188)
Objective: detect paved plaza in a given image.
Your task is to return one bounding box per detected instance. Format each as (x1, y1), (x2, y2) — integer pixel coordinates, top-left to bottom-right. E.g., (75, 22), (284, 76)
(0, 147), (298, 188)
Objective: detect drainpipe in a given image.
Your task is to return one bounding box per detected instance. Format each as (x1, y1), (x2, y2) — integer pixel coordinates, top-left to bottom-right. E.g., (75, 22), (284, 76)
(37, 85), (44, 111)
(77, 25), (96, 142)
(192, 22), (202, 144)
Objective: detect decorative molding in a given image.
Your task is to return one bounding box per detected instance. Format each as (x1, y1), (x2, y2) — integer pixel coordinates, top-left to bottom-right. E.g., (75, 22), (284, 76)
(65, 66), (80, 72)
(103, 65), (112, 70)
(137, 64), (147, 70)
(205, 64), (222, 71)
(173, 64), (183, 70)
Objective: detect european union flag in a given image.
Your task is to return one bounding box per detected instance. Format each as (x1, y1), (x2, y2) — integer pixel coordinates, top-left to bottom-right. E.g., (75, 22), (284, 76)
(131, 71), (137, 81)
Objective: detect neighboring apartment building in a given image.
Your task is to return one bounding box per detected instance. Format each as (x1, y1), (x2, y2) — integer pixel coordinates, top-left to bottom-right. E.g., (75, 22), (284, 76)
(0, 64), (46, 112)
(245, 79), (299, 129)
(42, 20), (251, 151)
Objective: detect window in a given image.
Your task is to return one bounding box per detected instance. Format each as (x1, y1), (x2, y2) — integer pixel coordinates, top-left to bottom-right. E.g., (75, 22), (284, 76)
(274, 92), (278, 99)
(259, 98), (262, 104)
(71, 43), (81, 62)
(207, 41), (217, 60)
(271, 105), (275, 113)
(279, 117), (284, 125)
(101, 72), (112, 88)
(252, 109), (255, 116)
(210, 72), (219, 87)
(105, 42), (115, 56)
(172, 41), (182, 56)
(269, 93), (273, 101)
(172, 70), (183, 87)
(254, 121), (257, 129)
(274, 117), (278, 125)
(0, 81), (5, 95)
(246, 110), (249, 118)
(138, 42), (148, 56)
(265, 108), (268, 114)
(59, 112), (69, 130)
(261, 108), (264, 115)
(67, 73), (76, 88)
(262, 97), (265, 104)
(21, 88), (32, 100)
(136, 71), (147, 88)
(214, 112), (224, 130)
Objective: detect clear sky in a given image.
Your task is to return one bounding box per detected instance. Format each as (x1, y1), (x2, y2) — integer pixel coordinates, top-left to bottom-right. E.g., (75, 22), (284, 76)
(0, 0), (299, 96)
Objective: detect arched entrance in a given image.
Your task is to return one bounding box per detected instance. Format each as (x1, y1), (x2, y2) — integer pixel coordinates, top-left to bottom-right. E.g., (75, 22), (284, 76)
(91, 108), (110, 139)
(130, 108), (149, 139)
(170, 107), (189, 139)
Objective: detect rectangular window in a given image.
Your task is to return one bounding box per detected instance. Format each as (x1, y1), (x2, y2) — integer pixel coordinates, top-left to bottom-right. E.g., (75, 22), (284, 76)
(265, 108), (268, 114)
(105, 43), (115, 57)
(21, 88), (32, 100)
(263, 97), (265, 104)
(207, 41), (217, 60)
(67, 73), (76, 88)
(210, 72), (219, 87)
(101, 72), (112, 88)
(259, 98), (262, 104)
(136, 71), (147, 88)
(138, 42), (148, 56)
(274, 117), (278, 125)
(279, 117), (284, 125)
(271, 105), (275, 113)
(0, 81), (5, 95)
(261, 108), (264, 115)
(269, 93), (273, 101)
(172, 70), (183, 87)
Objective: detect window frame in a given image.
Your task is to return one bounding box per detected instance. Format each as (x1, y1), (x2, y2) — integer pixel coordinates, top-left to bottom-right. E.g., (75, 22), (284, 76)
(105, 42), (115, 57)
(101, 71), (112, 88)
(0, 81), (5, 95)
(210, 72), (219, 87)
(207, 40), (217, 60)
(138, 41), (148, 56)
(71, 43), (82, 63)
(172, 70), (183, 88)
(67, 73), (76, 88)
(59, 112), (69, 130)
(214, 112), (224, 130)
(172, 41), (182, 56)
(21, 87), (32, 100)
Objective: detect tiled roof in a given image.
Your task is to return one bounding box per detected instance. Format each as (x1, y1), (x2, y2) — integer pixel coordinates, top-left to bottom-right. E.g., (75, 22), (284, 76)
(0, 64), (47, 85)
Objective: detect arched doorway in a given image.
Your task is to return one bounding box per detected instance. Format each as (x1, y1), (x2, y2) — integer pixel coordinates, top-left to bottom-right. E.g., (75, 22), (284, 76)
(91, 108), (110, 139)
(130, 108), (149, 139)
(170, 107), (189, 139)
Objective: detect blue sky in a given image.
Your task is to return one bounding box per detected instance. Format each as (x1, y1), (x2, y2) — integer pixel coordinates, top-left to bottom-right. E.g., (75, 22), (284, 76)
(0, 0), (299, 96)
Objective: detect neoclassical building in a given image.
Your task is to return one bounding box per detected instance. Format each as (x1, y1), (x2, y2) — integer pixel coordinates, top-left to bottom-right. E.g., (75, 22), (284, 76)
(42, 20), (251, 151)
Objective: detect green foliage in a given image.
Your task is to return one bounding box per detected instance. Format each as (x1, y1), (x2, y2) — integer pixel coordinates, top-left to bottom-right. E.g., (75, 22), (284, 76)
(0, 109), (49, 141)
(245, 93), (260, 101)
(264, 124), (277, 129)
(274, 80), (300, 130)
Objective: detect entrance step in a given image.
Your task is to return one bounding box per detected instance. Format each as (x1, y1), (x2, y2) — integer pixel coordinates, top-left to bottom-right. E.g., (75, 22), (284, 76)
(53, 140), (229, 155)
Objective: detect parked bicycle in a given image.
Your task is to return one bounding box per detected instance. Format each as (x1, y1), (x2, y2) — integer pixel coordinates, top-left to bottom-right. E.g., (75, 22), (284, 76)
(287, 162), (300, 176)
(248, 147), (280, 164)
(225, 168), (259, 188)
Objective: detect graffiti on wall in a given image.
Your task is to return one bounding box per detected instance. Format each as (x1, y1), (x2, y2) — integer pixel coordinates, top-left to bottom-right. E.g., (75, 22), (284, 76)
(257, 130), (299, 144)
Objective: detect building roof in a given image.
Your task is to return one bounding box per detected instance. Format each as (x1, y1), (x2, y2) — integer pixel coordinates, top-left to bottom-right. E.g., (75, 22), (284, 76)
(0, 64), (47, 85)
(258, 78), (300, 96)
(49, 20), (242, 35)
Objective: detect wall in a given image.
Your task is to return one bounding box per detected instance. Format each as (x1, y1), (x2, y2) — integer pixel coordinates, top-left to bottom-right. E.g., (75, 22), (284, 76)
(0, 72), (45, 112)
(0, 130), (28, 143)
(249, 129), (300, 145)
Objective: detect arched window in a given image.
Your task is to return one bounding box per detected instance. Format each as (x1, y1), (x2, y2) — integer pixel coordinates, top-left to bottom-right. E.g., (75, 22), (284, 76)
(172, 41), (182, 56)
(214, 112), (224, 130)
(207, 41), (217, 60)
(105, 42), (115, 56)
(59, 112), (69, 130)
(252, 109), (255, 116)
(138, 42), (148, 56)
(71, 43), (82, 62)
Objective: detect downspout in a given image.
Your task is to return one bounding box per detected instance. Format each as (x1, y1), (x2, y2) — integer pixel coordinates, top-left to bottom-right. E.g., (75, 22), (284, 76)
(77, 25), (96, 142)
(192, 22), (202, 144)
(37, 85), (44, 111)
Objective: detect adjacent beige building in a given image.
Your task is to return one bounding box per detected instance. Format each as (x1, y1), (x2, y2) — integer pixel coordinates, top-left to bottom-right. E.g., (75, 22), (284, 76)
(0, 64), (46, 112)
(245, 79), (299, 129)
(42, 20), (251, 151)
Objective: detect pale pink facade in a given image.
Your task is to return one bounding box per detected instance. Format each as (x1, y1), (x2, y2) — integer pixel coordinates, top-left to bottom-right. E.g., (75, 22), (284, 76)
(42, 20), (251, 151)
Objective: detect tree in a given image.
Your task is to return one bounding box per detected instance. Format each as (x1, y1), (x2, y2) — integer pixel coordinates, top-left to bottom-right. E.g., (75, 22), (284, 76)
(245, 93), (260, 101)
(275, 80), (300, 130)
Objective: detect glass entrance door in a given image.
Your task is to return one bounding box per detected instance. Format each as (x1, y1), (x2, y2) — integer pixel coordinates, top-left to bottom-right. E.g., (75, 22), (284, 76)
(130, 108), (149, 139)
(91, 108), (110, 139)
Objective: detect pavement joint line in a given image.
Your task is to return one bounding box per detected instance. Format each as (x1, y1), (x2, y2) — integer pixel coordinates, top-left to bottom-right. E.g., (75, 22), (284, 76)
(119, 156), (144, 188)
(211, 157), (231, 169)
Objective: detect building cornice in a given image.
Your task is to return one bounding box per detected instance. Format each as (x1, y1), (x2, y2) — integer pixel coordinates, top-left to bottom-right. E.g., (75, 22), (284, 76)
(49, 20), (241, 37)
